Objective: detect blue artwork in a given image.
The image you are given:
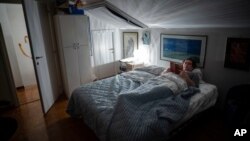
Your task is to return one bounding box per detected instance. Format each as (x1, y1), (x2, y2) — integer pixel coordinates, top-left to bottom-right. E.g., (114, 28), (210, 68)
(160, 34), (207, 67)
(163, 38), (201, 63)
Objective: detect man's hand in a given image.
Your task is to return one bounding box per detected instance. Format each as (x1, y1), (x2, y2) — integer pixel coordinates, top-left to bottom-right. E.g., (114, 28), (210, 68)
(179, 71), (195, 86)
(179, 71), (189, 79)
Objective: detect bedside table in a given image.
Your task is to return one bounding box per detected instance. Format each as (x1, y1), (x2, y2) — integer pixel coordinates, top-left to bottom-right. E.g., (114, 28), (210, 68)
(125, 61), (144, 71)
(119, 58), (144, 72)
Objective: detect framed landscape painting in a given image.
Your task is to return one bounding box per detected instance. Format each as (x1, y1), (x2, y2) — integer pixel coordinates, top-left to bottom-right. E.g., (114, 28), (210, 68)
(160, 34), (207, 67)
(224, 37), (250, 71)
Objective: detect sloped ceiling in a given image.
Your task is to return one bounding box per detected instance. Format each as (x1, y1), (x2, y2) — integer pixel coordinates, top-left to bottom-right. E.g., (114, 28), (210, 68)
(101, 0), (250, 28)
(86, 7), (141, 29)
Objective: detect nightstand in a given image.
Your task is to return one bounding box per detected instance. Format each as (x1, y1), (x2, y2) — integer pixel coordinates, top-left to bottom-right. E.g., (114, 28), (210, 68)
(125, 61), (144, 71)
(119, 58), (144, 72)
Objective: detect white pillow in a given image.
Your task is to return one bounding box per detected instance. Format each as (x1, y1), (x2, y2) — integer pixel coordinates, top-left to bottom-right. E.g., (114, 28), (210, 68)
(192, 68), (205, 84)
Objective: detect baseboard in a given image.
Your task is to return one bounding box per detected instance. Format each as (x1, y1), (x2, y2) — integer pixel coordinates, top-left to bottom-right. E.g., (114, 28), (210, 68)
(24, 84), (37, 89)
(16, 86), (24, 90)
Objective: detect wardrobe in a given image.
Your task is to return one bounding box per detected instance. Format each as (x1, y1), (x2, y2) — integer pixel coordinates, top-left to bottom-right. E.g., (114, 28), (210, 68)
(54, 15), (93, 98)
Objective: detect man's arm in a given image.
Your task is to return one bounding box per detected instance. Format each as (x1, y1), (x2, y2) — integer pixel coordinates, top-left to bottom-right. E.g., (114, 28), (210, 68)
(179, 71), (196, 87)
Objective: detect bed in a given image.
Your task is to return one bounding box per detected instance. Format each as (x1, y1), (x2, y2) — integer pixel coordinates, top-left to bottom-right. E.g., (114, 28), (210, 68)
(67, 66), (218, 141)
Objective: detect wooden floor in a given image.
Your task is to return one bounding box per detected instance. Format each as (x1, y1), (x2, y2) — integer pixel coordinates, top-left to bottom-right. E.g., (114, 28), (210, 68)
(16, 85), (40, 105)
(2, 89), (234, 141)
(3, 96), (99, 141)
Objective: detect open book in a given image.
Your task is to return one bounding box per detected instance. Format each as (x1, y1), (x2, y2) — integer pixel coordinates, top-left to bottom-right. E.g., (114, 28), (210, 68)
(170, 62), (183, 74)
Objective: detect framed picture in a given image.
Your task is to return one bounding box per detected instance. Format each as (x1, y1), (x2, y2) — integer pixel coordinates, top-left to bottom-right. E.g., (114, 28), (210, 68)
(142, 30), (151, 45)
(123, 32), (138, 58)
(160, 34), (207, 67)
(224, 37), (250, 71)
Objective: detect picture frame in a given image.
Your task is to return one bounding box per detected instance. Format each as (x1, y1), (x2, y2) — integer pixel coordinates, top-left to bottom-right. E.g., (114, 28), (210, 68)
(123, 32), (138, 58)
(224, 37), (250, 71)
(142, 30), (151, 45)
(160, 34), (207, 67)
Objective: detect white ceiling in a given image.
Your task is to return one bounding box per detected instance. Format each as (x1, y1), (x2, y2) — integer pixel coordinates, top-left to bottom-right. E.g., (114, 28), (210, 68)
(85, 0), (250, 28)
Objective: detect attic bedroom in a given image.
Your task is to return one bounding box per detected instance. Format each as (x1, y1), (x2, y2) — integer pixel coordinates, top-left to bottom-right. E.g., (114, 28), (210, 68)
(0, 0), (250, 141)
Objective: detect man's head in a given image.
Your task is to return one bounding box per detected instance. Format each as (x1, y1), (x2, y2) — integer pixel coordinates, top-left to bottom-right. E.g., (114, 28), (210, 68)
(182, 57), (197, 71)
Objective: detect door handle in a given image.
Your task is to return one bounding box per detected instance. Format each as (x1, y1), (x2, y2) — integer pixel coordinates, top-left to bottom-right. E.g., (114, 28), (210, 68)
(35, 56), (43, 60)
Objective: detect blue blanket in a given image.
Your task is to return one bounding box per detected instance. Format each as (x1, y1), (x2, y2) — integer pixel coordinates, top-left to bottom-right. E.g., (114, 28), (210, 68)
(67, 70), (199, 141)
(106, 86), (199, 141)
(67, 71), (156, 140)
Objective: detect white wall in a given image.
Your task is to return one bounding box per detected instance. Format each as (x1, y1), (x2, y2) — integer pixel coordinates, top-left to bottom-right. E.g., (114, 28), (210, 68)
(0, 4), (37, 87)
(120, 29), (150, 64)
(0, 4), (23, 87)
(141, 28), (250, 108)
(6, 4), (37, 87)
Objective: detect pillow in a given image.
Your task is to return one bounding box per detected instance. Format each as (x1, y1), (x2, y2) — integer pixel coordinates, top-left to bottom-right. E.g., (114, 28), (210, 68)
(192, 68), (205, 84)
(192, 68), (202, 79)
(162, 72), (188, 92)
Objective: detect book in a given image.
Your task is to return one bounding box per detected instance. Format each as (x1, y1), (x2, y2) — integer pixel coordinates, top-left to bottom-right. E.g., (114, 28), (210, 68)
(170, 62), (182, 74)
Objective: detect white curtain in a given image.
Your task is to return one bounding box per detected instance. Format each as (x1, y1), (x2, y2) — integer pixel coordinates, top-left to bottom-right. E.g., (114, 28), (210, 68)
(92, 30), (114, 66)
(86, 7), (130, 79)
(91, 30), (117, 79)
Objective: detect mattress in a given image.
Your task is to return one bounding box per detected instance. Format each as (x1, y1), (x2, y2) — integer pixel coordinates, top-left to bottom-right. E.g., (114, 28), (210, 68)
(177, 83), (218, 126)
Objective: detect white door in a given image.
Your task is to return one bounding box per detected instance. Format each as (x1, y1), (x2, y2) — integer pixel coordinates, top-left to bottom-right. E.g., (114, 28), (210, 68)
(63, 47), (80, 97)
(56, 15), (89, 47)
(57, 16), (75, 48)
(75, 16), (89, 46)
(23, 0), (55, 113)
(78, 45), (92, 84)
